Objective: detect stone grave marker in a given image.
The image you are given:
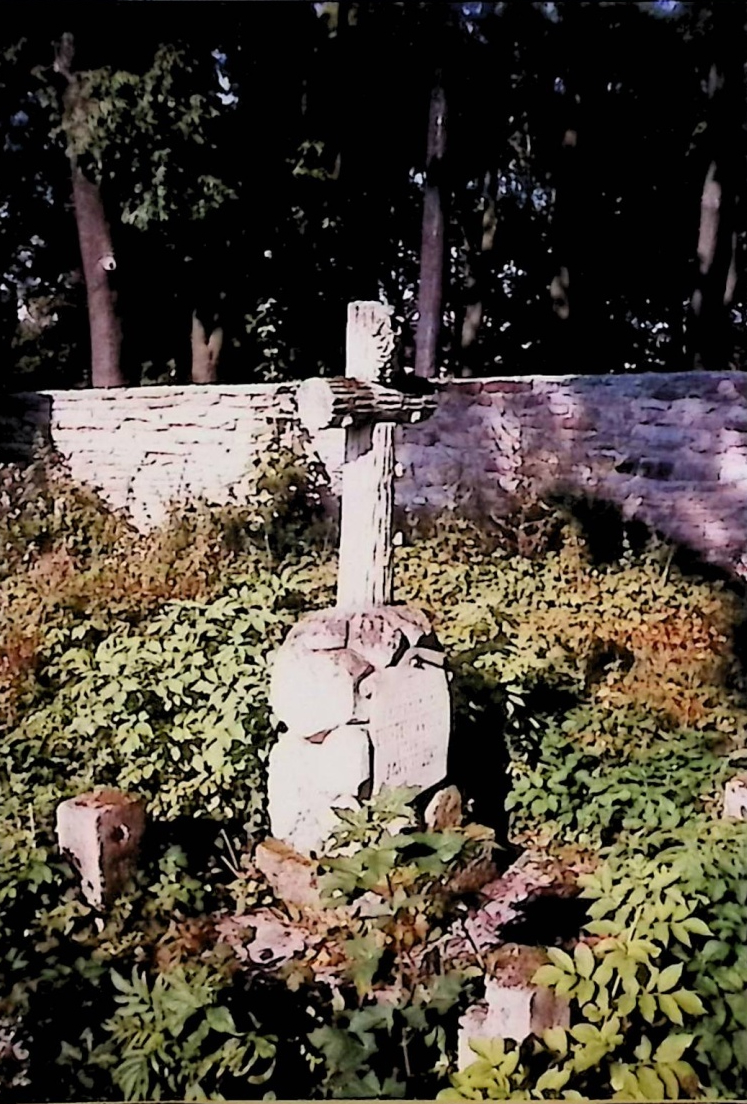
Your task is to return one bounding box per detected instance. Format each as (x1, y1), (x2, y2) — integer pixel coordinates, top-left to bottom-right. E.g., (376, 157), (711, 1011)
(368, 652), (450, 792)
(56, 789), (145, 910)
(266, 301), (452, 856)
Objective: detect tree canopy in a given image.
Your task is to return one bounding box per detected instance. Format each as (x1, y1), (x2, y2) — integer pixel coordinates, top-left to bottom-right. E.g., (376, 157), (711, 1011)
(0, 1), (744, 389)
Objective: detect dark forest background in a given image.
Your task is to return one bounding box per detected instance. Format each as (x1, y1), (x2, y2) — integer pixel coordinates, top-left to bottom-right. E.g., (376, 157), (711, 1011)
(1, 1), (745, 390)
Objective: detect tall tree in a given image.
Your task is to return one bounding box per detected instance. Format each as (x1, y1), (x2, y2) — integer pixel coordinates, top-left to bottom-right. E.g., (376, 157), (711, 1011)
(686, 2), (744, 370)
(414, 73), (448, 378)
(54, 33), (123, 387)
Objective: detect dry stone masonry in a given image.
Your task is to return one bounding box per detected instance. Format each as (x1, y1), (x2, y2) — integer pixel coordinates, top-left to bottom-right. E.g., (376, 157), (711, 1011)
(6, 371), (747, 571)
(268, 606), (449, 852)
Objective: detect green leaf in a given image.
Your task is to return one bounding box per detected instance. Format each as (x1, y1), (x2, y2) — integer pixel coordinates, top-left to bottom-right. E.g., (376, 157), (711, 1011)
(574, 942), (595, 979)
(657, 963), (683, 993)
(535, 1067), (570, 1093)
(653, 1033), (693, 1065)
(638, 1066), (665, 1100)
(658, 994), (684, 1025)
(671, 989), (706, 1017)
(205, 1005), (237, 1035)
(639, 991), (657, 1024)
(533, 964), (564, 988)
(547, 948), (575, 974)
(682, 917), (712, 938)
(733, 1029), (747, 1068)
(543, 1027), (568, 1057)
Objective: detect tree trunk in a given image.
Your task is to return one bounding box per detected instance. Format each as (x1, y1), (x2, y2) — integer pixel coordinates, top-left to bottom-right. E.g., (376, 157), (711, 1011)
(71, 165), (124, 387)
(687, 7), (744, 370)
(190, 313), (223, 384)
(414, 78), (448, 379)
(458, 170), (497, 376)
(56, 34), (124, 388)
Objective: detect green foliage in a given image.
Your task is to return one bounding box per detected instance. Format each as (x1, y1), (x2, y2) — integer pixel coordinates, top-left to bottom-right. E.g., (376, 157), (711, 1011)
(88, 961), (276, 1101)
(505, 712), (727, 848)
(304, 788), (490, 1098)
(59, 45), (236, 228)
(442, 850), (710, 1100)
(3, 475), (747, 1100)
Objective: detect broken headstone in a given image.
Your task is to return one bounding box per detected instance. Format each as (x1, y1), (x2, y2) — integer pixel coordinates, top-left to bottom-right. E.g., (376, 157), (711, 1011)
(724, 774), (747, 820)
(56, 790), (145, 910)
(457, 944), (570, 1071)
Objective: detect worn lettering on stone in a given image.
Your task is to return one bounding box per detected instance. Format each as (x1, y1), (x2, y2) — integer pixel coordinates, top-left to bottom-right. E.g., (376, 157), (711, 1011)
(369, 662), (450, 792)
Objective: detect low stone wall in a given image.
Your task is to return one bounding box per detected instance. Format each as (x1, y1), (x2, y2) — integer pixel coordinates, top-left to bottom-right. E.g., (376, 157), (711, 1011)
(3, 372), (747, 570)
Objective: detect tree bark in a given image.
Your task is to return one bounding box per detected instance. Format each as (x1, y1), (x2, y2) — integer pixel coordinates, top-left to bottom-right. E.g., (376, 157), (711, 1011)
(458, 170), (497, 376)
(687, 7), (744, 370)
(70, 165), (123, 387)
(414, 78), (448, 379)
(190, 312), (223, 384)
(56, 33), (124, 388)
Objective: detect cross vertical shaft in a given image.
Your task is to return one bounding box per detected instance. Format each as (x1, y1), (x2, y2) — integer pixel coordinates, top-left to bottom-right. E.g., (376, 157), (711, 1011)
(336, 302), (396, 608)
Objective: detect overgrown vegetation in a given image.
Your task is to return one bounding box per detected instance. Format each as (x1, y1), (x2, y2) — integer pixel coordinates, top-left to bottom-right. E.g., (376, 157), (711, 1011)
(3, 450), (747, 1100)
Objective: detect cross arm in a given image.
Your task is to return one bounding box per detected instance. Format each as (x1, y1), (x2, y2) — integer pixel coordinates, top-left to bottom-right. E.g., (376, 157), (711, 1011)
(296, 376), (438, 434)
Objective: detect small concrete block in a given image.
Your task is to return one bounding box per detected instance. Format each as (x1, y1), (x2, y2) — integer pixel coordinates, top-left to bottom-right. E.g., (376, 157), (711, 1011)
(457, 945), (570, 1070)
(56, 790), (145, 910)
(254, 837), (322, 909)
(724, 774), (747, 819)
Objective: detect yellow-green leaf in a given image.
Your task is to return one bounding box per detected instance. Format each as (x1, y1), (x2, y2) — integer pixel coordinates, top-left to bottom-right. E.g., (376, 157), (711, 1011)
(658, 994), (684, 1025)
(656, 963), (683, 993)
(653, 1033), (693, 1065)
(543, 1027), (568, 1057)
(574, 942), (595, 979)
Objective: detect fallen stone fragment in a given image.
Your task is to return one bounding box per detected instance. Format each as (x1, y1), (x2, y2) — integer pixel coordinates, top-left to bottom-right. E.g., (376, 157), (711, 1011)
(457, 944), (570, 1071)
(724, 774), (747, 819)
(215, 908), (306, 968)
(443, 847), (597, 961)
(56, 790), (145, 910)
(425, 785), (463, 831)
(254, 837), (322, 909)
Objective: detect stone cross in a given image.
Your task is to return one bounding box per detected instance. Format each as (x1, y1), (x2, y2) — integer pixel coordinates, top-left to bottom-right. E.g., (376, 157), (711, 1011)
(267, 302), (452, 856)
(296, 301), (437, 608)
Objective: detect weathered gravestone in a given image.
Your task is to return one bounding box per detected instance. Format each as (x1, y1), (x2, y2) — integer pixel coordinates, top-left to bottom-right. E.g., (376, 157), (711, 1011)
(267, 302), (453, 854)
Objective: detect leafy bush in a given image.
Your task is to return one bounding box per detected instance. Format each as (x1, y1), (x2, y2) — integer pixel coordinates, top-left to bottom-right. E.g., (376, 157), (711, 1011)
(3, 459), (747, 1101)
(442, 848), (711, 1101)
(505, 710), (728, 848)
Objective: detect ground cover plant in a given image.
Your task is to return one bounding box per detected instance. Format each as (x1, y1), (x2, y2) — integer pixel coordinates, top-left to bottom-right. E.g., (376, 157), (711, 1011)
(3, 453), (747, 1100)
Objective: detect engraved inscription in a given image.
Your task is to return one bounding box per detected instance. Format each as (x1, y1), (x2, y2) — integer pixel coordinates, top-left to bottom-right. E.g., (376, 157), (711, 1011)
(369, 663), (450, 792)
